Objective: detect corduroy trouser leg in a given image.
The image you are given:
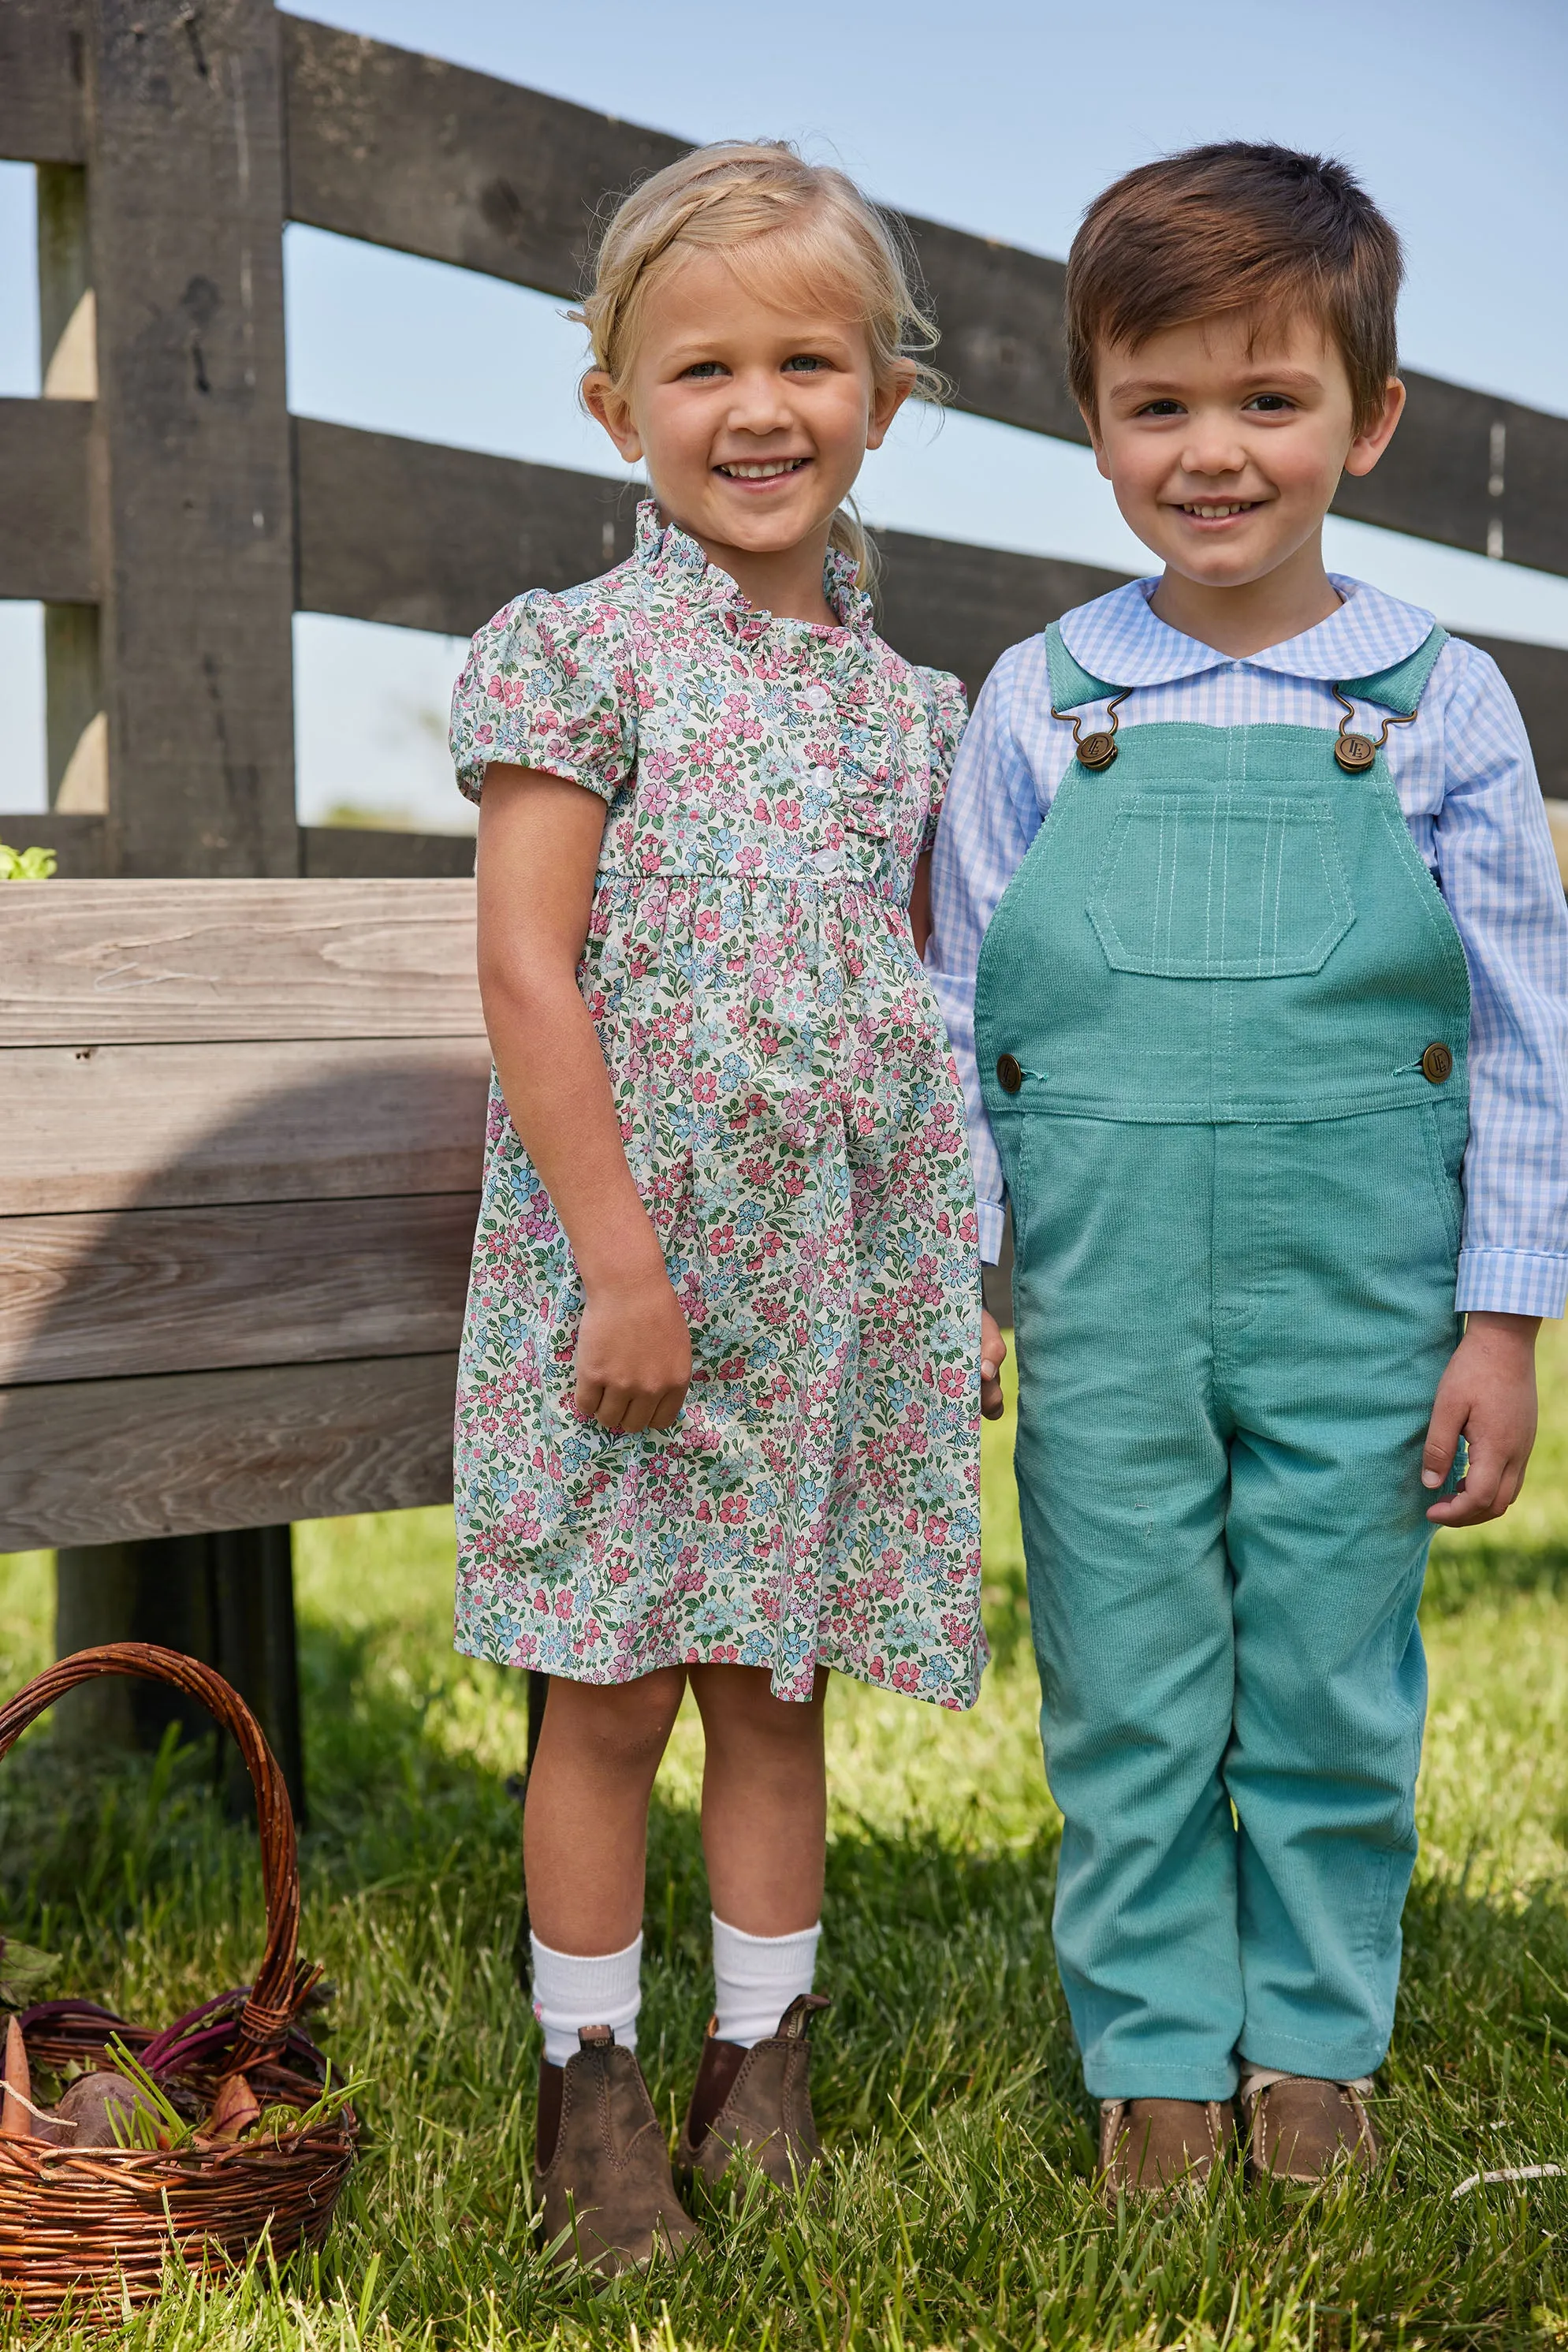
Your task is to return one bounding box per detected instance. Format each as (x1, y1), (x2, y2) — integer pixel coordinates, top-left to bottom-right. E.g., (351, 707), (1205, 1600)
(1011, 1109), (1460, 2101)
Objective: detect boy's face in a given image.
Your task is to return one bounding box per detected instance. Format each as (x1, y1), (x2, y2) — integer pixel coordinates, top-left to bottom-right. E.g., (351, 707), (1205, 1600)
(1087, 310), (1402, 594)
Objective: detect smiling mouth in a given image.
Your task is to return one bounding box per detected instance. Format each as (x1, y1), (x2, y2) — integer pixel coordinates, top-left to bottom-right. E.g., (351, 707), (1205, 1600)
(715, 457), (810, 480)
(1179, 500), (1261, 518)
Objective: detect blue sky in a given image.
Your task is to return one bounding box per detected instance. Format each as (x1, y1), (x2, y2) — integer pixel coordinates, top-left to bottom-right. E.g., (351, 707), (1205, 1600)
(2, 0), (1566, 830)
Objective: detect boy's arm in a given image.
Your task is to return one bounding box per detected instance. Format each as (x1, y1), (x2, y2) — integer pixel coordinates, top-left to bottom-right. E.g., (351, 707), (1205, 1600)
(1420, 643), (1568, 1521)
(1433, 641), (1568, 1320)
(926, 653), (1041, 1266)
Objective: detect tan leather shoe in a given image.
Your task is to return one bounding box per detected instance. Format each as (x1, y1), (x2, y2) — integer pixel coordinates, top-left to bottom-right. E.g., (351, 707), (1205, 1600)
(533, 2028), (706, 2279)
(1098, 2097), (1235, 2204)
(676, 1993), (830, 2197)
(1243, 2075), (1380, 2182)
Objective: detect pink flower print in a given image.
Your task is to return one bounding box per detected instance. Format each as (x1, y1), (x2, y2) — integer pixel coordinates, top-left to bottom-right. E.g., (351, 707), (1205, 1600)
(693, 1069), (718, 1103)
(938, 1366), (966, 1399)
(775, 799), (802, 833)
(719, 1495), (748, 1524)
(695, 907), (721, 941)
(892, 1661), (920, 1693)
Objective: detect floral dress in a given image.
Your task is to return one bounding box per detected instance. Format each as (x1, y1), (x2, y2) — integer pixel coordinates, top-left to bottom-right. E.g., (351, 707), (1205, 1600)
(449, 502), (985, 1708)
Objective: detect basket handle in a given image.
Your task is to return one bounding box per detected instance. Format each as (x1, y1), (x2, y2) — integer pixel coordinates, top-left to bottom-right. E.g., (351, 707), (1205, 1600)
(0, 1644), (301, 2070)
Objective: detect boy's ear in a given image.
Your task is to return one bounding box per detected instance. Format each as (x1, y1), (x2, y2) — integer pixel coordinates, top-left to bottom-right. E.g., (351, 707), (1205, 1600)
(1079, 403), (1112, 480)
(583, 371), (643, 464)
(1343, 376), (1406, 479)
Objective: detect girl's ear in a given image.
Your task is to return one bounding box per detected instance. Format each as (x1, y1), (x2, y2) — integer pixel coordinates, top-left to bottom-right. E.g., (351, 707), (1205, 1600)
(866, 357), (918, 453)
(583, 371), (643, 464)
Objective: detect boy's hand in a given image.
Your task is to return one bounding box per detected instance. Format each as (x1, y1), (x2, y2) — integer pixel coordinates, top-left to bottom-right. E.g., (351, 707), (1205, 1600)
(981, 1307), (1008, 1422)
(575, 1262), (692, 1433)
(1421, 1310), (1540, 1526)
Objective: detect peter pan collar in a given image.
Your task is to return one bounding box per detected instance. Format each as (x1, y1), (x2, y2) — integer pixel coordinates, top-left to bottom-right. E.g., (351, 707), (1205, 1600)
(1057, 572), (1439, 688)
(632, 498), (877, 642)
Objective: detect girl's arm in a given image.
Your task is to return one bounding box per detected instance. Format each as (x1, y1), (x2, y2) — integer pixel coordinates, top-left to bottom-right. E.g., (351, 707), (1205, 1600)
(476, 764), (691, 1433)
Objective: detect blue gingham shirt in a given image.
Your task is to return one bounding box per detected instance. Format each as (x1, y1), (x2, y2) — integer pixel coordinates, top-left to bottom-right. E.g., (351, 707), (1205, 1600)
(929, 575), (1568, 1318)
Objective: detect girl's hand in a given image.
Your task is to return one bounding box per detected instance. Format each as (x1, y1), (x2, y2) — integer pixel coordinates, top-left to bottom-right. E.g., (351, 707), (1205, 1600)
(1421, 1310), (1540, 1525)
(575, 1259), (692, 1433)
(981, 1307), (1007, 1422)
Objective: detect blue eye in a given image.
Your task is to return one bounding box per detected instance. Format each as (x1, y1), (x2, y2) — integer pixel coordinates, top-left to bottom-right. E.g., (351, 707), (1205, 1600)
(683, 360), (726, 379)
(784, 355), (826, 373)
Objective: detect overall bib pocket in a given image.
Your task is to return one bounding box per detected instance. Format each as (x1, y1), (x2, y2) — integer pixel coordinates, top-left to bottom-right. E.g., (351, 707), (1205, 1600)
(1090, 793), (1355, 979)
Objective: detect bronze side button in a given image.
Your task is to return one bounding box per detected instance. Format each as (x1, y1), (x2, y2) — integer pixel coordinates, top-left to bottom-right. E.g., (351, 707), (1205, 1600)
(1334, 732), (1377, 774)
(1075, 732), (1118, 771)
(1421, 1042), (1454, 1085)
(996, 1053), (1024, 1094)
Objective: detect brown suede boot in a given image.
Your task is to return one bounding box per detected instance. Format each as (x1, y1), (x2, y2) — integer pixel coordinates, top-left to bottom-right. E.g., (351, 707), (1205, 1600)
(1097, 2098), (1235, 2205)
(532, 2027), (706, 2279)
(675, 1992), (830, 2198)
(1243, 2075), (1380, 2182)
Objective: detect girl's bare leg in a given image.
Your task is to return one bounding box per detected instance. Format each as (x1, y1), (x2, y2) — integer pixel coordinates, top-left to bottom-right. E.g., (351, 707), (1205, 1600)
(523, 1666), (687, 1951)
(687, 1663), (829, 1934)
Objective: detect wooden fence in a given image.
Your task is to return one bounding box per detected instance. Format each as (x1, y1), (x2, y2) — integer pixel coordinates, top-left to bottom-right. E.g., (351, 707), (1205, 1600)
(2, 0), (1566, 889)
(0, 3), (1566, 1775)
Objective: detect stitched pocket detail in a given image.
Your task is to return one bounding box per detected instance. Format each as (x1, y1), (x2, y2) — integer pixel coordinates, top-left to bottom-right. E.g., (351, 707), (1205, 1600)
(1090, 792), (1355, 978)
(1417, 1101), (1464, 1258)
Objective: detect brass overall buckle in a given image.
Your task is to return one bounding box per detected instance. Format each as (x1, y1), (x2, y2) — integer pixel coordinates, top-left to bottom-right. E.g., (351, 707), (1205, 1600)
(1052, 690), (1131, 770)
(1331, 688), (1418, 774)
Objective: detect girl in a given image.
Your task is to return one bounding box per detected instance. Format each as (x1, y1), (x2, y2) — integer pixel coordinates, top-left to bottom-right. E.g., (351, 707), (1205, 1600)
(449, 143), (1005, 2278)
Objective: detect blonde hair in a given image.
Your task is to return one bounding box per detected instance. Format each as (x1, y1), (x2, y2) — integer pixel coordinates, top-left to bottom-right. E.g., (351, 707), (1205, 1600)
(576, 142), (945, 590)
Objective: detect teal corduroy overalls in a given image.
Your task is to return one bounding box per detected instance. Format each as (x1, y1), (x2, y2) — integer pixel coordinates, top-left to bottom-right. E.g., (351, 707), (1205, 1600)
(975, 623), (1468, 2099)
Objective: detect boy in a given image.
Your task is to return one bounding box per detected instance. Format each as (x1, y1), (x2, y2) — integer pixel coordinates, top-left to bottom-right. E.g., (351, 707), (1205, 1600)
(929, 144), (1568, 2194)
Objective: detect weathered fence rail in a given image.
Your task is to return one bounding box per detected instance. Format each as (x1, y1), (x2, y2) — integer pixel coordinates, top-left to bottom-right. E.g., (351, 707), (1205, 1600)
(0, 876), (482, 1552)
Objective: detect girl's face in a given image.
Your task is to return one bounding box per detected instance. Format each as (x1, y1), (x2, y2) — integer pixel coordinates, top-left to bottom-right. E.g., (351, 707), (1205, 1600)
(585, 245), (912, 565)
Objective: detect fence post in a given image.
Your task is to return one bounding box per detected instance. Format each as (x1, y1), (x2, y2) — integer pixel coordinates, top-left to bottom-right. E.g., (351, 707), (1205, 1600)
(47, 0), (305, 1813)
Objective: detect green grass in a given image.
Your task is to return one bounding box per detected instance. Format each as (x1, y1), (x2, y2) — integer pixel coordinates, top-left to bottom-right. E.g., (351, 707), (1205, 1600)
(8, 1336), (1568, 2348)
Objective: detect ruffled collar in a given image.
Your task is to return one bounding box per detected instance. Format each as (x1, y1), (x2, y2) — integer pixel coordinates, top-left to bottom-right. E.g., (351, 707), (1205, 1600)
(632, 498), (876, 644)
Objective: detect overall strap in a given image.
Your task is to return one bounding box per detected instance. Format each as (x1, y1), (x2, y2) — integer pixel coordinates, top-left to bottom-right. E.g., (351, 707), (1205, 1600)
(1044, 621), (1126, 712)
(1337, 624), (1449, 716)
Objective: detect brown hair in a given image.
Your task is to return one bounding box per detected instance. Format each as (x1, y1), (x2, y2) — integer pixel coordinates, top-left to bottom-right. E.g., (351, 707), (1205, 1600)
(577, 142), (944, 587)
(1065, 143), (1402, 436)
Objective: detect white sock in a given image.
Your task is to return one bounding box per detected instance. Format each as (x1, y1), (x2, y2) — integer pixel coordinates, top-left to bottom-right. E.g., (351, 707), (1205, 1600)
(530, 1932), (642, 2068)
(711, 1914), (821, 2048)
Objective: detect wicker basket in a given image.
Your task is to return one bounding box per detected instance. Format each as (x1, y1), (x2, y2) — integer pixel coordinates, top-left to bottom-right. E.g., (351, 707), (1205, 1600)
(0, 1645), (357, 2320)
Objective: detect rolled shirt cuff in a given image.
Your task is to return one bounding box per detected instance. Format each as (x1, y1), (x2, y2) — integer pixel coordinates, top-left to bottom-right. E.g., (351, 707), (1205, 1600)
(1454, 1247), (1568, 1319)
(977, 1198), (1006, 1267)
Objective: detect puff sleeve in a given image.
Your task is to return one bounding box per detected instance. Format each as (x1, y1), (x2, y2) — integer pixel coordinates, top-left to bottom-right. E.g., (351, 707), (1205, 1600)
(450, 587), (636, 807)
(917, 666), (970, 851)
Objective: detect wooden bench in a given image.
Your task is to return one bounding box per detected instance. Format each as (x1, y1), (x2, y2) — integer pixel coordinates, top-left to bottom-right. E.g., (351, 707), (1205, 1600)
(0, 878), (488, 1552)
